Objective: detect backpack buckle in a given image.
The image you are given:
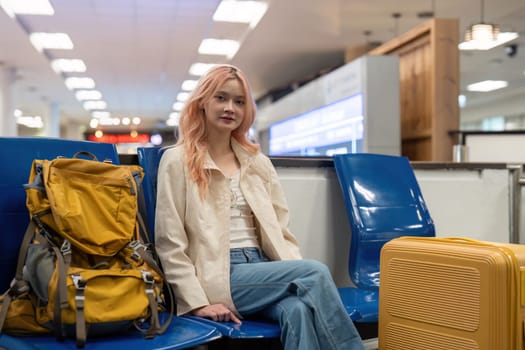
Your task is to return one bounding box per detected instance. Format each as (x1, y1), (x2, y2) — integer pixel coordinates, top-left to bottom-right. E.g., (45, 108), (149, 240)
(128, 240), (147, 261)
(141, 271), (155, 295)
(71, 274), (86, 291)
(71, 274), (86, 311)
(60, 240), (72, 255)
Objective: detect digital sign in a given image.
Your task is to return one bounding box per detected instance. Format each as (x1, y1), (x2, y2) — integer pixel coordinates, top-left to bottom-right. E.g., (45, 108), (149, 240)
(268, 93), (364, 156)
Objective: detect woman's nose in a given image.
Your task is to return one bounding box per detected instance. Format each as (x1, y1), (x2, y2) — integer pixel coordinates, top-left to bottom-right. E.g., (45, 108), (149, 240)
(224, 99), (234, 111)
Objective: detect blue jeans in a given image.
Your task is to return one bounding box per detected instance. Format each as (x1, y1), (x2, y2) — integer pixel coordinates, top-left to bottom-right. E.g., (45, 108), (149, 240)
(230, 247), (364, 350)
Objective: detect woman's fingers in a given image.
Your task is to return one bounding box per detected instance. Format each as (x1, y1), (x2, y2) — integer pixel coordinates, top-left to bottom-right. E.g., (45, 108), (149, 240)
(229, 312), (242, 324)
(193, 304), (242, 324)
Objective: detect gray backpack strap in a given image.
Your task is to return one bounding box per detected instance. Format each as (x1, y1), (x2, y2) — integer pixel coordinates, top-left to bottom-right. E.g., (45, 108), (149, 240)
(50, 242), (71, 340)
(0, 221), (36, 332)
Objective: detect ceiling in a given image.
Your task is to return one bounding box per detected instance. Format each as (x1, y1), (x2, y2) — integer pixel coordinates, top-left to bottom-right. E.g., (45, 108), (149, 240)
(1, 0), (524, 133)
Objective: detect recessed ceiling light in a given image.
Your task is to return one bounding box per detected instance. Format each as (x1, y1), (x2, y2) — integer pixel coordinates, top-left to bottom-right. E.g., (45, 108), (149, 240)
(75, 90), (102, 101)
(199, 38), (240, 59)
(51, 59), (86, 73)
(172, 102), (185, 111)
(176, 92), (190, 102)
(0, 0), (54, 16)
(213, 0), (268, 28)
(83, 100), (107, 110)
(467, 80), (508, 92)
(189, 63), (218, 76)
(29, 32), (74, 52)
(167, 112), (180, 127)
(65, 77), (95, 90)
(166, 119), (179, 127)
(181, 80), (198, 91)
(91, 111), (110, 119)
(17, 115), (43, 128)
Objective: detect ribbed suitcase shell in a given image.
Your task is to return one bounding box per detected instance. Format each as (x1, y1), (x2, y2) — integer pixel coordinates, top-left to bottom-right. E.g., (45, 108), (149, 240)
(379, 237), (525, 350)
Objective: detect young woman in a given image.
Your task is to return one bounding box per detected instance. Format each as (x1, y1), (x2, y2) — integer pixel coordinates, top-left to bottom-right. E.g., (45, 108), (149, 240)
(155, 64), (364, 350)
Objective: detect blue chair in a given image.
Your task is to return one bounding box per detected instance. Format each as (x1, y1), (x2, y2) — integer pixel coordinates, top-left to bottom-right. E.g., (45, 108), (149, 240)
(137, 146), (282, 340)
(332, 153), (436, 323)
(0, 137), (221, 350)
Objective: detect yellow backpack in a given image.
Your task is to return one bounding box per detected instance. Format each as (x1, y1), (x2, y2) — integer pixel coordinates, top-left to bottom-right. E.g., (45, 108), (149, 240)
(0, 151), (173, 348)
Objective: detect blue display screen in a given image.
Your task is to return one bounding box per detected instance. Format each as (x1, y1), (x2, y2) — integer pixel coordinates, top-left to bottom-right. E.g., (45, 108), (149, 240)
(268, 93), (364, 156)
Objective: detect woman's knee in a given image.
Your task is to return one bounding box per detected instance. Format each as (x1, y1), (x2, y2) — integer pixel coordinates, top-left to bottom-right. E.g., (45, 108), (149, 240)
(290, 259), (337, 295)
(300, 259), (331, 278)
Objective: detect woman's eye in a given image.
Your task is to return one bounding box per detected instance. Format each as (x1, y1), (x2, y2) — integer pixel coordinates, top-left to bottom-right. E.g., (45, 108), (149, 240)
(235, 100), (245, 106)
(215, 95), (225, 101)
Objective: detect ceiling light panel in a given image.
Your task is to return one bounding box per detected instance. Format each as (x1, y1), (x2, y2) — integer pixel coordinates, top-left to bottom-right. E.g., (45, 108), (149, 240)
(0, 0), (54, 16)
(65, 77), (95, 90)
(172, 102), (185, 111)
(213, 0), (268, 28)
(29, 32), (74, 52)
(91, 111), (111, 119)
(467, 80), (508, 92)
(75, 90), (102, 101)
(181, 80), (198, 91)
(83, 100), (107, 110)
(176, 92), (190, 102)
(459, 32), (519, 50)
(189, 63), (218, 76)
(198, 38), (240, 58)
(51, 59), (87, 73)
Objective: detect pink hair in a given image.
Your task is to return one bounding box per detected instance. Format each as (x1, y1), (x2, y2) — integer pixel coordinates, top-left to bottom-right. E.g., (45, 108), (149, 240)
(177, 64), (260, 198)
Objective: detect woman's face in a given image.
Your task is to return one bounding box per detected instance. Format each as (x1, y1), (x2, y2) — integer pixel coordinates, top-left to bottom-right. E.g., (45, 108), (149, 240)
(203, 78), (246, 136)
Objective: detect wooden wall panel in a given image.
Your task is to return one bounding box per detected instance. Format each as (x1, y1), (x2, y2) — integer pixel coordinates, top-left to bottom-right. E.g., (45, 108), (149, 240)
(370, 18), (459, 161)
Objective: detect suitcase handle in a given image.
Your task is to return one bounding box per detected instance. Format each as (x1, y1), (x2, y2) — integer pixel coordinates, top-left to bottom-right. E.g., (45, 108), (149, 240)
(440, 237), (481, 244)
(399, 236), (485, 245)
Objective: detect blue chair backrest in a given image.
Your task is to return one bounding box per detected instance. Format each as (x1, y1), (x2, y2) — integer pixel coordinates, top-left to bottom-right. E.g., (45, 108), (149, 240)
(0, 137), (119, 293)
(333, 153), (435, 290)
(137, 147), (168, 241)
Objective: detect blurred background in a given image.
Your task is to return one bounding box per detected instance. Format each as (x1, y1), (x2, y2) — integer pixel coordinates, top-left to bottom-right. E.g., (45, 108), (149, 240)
(0, 0), (523, 153)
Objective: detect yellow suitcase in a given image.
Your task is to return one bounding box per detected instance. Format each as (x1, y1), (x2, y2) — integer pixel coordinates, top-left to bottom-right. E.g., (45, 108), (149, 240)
(379, 236), (525, 350)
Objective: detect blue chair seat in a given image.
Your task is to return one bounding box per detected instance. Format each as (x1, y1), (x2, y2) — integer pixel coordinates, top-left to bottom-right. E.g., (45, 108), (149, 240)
(137, 146), (281, 340)
(183, 315), (281, 338)
(0, 313), (221, 349)
(338, 288), (379, 323)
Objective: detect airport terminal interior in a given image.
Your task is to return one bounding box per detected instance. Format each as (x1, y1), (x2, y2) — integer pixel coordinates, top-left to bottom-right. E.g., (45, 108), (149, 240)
(1, 0), (525, 349)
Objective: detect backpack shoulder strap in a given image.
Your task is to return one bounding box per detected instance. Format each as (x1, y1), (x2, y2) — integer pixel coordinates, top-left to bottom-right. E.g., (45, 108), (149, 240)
(0, 221), (36, 332)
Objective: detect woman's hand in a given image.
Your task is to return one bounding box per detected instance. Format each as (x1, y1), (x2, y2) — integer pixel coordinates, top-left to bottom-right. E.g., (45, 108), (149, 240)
(192, 304), (242, 324)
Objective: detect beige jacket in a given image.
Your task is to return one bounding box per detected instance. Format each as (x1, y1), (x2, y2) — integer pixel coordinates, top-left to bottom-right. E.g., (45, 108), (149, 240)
(155, 140), (302, 316)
